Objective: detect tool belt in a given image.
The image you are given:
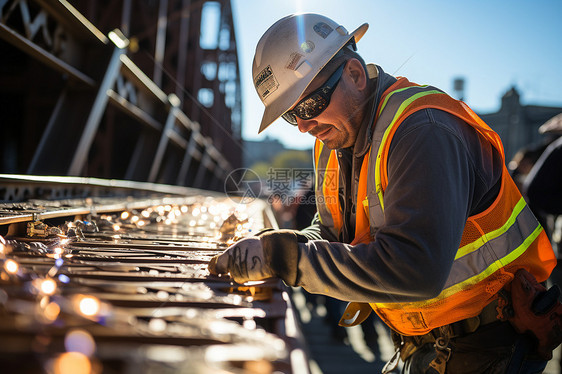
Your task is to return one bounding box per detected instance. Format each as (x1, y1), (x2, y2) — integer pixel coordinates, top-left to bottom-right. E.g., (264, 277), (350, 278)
(384, 269), (562, 374)
(384, 298), (501, 373)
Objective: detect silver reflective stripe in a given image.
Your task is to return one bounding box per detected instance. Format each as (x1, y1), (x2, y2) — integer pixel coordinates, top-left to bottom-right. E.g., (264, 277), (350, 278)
(366, 85), (443, 234)
(315, 144), (338, 237)
(444, 202), (539, 288)
(367, 139), (384, 236)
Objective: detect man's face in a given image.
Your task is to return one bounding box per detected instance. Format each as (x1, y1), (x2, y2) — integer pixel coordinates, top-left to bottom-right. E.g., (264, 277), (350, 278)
(292, 60), (365, 149)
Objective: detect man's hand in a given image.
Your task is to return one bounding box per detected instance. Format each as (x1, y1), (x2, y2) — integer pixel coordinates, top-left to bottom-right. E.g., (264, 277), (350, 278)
(208, 237), (273, 283)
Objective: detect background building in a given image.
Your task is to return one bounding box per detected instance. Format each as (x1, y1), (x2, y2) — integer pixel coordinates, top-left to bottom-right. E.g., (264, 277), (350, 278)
(479, 87), (562, 162)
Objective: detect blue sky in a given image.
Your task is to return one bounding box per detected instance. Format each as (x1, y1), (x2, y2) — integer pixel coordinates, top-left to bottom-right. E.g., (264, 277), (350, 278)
(231, 0), (562, 150)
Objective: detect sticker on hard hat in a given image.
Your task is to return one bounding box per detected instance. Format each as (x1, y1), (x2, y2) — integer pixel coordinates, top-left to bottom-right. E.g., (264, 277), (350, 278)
(285, 52), (303, 70)
(254, 65), (279, 99)
(313, 22), (334, 39)
(300, 41), (315, 54)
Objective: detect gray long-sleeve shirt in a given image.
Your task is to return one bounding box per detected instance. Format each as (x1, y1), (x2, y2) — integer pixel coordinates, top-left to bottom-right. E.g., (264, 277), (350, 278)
(263, 66), (504, 304)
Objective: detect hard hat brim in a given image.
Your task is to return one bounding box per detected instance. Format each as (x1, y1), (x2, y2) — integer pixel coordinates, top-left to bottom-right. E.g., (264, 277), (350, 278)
(257, 22), (369, 134)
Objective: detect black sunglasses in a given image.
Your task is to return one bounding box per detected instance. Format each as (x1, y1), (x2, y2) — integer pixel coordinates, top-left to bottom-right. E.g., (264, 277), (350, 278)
(282, 62), (346, 125)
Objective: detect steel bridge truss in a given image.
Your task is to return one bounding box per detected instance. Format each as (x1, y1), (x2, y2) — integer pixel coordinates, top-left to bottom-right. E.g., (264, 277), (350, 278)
(0, 0), (242, 190)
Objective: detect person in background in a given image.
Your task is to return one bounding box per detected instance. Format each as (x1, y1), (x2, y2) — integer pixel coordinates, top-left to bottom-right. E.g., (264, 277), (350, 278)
(210, 13), (557, 373)
(524, 113), (562, 249)
(508, 143), (550, 191)
(523, 113), (562, 372)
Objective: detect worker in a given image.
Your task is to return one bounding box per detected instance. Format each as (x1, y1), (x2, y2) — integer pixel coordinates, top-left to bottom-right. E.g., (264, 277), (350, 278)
(523, 114), (562, 374)
(524, 114), (562, 248)
(209, 13), (558, 373)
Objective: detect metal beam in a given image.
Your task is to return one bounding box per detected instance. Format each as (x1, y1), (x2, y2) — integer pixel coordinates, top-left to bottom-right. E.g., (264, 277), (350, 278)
(0, 23), (95, 86)
(148, 100), (179, 182)
(68, 41), (126, 175)
(153, 0), (168, 87)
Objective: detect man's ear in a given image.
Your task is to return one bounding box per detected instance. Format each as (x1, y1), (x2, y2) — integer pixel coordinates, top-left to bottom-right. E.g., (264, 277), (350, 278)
(346, 58), (367, 91)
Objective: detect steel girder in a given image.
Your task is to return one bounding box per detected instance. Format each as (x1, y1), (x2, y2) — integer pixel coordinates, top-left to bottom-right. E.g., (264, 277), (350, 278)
(0, 0), (242, 190)
(0, 175), (312, 373)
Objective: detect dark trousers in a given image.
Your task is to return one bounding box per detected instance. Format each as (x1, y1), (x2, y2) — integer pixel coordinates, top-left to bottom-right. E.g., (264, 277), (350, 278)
(401, 321), (548, 374)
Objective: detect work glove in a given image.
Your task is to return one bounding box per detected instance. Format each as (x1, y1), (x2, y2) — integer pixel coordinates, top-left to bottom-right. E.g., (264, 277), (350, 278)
(208, 237), (273, 283)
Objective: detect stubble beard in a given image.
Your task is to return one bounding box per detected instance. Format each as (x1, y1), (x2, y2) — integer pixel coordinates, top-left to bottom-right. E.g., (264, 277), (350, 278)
(324, 96), (363, 150)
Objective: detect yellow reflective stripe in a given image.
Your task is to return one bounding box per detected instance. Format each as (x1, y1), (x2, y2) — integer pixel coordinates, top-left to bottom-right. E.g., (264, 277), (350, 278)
(362, 197), (369, 220)
(455, 197), (527, 260)
(377, 86), (414, 117)
(315, 141), (326, 226)
(377, 84), (432, 118)
(323, 150), (337, 220)
(374, 89), (445, 211)
(314, 141), (324, 195)
(375, 224), (543, 309)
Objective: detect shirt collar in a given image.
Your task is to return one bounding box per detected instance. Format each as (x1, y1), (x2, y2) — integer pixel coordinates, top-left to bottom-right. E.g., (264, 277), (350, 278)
(352, 64), (397, 158)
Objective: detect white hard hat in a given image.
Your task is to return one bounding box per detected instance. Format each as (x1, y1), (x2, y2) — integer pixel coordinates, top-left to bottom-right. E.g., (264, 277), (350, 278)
(252, 13), (368, 133)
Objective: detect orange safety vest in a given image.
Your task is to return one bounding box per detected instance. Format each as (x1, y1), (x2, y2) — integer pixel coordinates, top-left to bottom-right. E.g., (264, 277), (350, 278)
(314, 77), (556, 336)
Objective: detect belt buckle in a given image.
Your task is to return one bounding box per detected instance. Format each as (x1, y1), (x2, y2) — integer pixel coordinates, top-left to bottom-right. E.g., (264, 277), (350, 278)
(434, 336), (452, 361)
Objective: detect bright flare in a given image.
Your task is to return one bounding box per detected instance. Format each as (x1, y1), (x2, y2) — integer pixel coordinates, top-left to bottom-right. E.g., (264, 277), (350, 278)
(40, 279), (57, 295)
(78, 296), (100, 317)
(4, 259), (18, 274)
(44, 302), (61, 322)
(53, 352), (91, 374)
